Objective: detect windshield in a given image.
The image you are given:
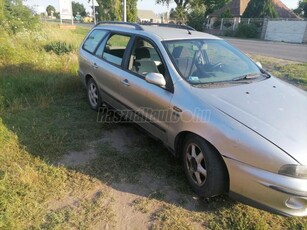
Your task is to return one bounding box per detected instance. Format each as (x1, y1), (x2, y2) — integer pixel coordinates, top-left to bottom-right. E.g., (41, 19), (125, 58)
(164, 39), (262, 85)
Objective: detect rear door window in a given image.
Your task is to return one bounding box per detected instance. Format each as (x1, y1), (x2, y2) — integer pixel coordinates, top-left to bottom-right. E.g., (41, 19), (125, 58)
(102, 34), (131, 66)
(83, 29), (108, 53)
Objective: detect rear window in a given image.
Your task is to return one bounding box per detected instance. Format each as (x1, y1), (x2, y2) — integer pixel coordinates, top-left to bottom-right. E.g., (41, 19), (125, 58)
(83, 29), (108, 53)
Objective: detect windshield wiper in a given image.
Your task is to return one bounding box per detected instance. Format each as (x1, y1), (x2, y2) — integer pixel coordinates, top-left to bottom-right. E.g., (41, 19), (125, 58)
(232, 73), (269, 81)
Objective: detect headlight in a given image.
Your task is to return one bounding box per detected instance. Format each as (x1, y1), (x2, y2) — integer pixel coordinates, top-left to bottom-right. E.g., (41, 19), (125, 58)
(279, 165), (307, 179)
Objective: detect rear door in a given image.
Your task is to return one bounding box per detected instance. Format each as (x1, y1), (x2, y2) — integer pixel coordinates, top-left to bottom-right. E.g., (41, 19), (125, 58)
(92, 33), (132, 109)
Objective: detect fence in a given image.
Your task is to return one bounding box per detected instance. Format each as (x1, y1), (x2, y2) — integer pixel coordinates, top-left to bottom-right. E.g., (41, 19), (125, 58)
(204, 18), (265, 37)
(204, 18), (307, 43)
(207, 18), (264, 31)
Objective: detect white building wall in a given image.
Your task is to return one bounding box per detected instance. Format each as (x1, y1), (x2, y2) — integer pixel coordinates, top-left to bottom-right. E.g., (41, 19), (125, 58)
(265, 21), (307, 43)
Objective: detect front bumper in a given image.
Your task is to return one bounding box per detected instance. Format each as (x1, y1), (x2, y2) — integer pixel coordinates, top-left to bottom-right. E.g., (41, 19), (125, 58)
(225, 157), (307, 216)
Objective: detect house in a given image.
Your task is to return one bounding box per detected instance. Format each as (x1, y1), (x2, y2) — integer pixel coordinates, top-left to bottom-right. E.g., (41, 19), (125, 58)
(137, 10), (161, 23)
(209, 0), (299, 19)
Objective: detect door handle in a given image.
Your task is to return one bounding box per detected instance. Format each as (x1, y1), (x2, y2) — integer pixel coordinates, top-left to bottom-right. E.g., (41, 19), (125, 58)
(92, 63), (98, 69)
(121, 79), (130, 86)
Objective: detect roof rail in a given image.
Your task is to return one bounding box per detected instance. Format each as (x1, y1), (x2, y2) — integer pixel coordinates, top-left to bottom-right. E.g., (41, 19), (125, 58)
(95, 21), (143, 30)
(139, 22), (196, 31)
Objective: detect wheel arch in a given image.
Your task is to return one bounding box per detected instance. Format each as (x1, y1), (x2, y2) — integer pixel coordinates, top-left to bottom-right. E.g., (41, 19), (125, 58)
(175, 131), (230, 192)
(85, 74), (94, 86)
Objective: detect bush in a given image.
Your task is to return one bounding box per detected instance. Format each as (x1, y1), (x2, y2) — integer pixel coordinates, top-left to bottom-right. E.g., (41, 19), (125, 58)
(235, 23), (259, 38)
(44, 41), (74, 55)
(223, 29), (236, 37)
(2, 1), (40, 34)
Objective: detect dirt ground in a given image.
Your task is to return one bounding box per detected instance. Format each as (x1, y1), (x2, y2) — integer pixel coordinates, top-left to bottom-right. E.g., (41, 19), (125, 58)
(55, 126), (207, 229)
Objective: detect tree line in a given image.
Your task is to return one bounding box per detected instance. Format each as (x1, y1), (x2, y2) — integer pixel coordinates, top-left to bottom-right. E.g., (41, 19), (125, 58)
(1, 0), (306, 33)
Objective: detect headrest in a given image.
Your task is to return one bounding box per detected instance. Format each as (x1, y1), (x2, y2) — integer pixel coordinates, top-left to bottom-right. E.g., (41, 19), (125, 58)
(135, 47), (150, 59)
(172, 46), (190, 58)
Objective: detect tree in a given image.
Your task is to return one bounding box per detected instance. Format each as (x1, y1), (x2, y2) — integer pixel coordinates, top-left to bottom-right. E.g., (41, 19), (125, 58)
(220, 9), (232, 18)
(293, 0), (307, 18)
(46, 5), (56, 16)
(156, 0), (230, 15)
(0, 0), (5, 22)
(95, 0), (121, 21)
(126, 0), (137, 22)
(170, 6), (187, 22)
(242, 0), (278, 18)
(203, 0), (231, 15)
(157, 0), (190, 9)
(187, 0), (206, 31)
(95, 0), (137, 22)
(72, 1), (86, 16)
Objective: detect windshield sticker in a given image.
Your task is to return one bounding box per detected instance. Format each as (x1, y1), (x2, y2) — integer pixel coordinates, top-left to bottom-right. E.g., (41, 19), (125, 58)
(188, 76), (200, 83)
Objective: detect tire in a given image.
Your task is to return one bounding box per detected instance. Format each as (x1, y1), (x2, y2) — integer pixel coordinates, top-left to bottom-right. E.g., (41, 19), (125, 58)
(182, 134), (228, 198)
(87, 78), (102, 111)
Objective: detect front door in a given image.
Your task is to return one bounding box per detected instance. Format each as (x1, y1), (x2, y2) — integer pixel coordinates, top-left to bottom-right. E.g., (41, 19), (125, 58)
(117, 37), (174, 142)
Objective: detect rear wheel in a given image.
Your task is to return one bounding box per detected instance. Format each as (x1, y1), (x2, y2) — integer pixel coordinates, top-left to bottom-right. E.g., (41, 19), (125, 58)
(87, 78), (102, 111)
(182, 134), (228, 197)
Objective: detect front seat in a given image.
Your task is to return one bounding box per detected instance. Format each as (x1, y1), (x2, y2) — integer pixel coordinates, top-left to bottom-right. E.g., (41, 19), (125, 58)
(172, 46), (193, 78)
(134, 47), (159, 76)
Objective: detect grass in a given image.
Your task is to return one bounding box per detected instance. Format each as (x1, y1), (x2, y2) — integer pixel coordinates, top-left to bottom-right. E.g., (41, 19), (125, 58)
(0, 24), (115, 229)
(0, 23), (306, 229)
(249, 54), (307, 90)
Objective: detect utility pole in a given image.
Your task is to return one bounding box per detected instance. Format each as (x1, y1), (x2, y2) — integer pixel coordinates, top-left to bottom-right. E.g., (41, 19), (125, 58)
(92, 0), (96, 24)
(123, 0), (127, 22)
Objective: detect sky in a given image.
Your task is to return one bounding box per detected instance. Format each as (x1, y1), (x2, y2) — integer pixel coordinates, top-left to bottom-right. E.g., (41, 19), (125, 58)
(25, 0), (299, 14)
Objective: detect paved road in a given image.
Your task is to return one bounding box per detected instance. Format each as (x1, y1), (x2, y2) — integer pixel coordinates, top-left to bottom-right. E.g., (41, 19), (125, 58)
(225, 38), (307, 62)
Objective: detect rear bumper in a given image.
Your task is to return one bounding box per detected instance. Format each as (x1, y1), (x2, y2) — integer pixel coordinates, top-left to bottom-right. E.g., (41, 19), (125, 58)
(225, 157), (307, 216)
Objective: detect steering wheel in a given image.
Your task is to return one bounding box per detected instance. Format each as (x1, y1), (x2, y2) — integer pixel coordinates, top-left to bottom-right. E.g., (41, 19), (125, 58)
(211, 62), (224, 69)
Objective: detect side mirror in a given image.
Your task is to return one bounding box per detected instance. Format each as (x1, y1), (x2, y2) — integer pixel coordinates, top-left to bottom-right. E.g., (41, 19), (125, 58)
(145, 73), (166, 87)
(256, 61), (262, 69)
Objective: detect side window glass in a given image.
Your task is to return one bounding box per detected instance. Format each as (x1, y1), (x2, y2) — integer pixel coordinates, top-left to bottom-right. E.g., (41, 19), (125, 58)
(102, 34), (131, 66)
(83, 30), (107, 53)
(128, 38), (166, 77)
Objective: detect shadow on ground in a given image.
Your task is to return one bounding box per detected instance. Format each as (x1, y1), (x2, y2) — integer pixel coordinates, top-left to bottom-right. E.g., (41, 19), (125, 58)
(0, 63), (249, 228)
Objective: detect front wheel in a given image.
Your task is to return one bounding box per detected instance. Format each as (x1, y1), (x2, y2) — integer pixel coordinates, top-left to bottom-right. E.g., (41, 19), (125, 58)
(182, 134), (228, 197)
(87, 78), (102, 111)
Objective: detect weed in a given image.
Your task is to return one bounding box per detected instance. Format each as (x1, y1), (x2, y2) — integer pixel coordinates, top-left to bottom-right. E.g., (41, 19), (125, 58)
(132, 197), (151, 213)
(151, 204), (195, 230)
(44, 41), (74, 55)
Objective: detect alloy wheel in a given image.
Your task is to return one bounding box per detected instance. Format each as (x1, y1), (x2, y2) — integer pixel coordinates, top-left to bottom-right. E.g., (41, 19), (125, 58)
(185, 143), (207, 186)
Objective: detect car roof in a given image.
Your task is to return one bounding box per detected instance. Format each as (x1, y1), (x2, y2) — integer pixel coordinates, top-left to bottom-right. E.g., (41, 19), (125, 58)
(93, 22), (221, 41)
(141, 25), (220, 40)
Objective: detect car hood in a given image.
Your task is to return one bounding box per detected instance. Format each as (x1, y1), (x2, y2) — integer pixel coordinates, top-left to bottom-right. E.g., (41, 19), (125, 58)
(193, 77), (307, 165)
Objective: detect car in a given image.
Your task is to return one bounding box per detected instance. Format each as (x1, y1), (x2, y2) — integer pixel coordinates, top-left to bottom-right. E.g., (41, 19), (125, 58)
(74, 14), (82, 23)
(78, 21), (307, 217)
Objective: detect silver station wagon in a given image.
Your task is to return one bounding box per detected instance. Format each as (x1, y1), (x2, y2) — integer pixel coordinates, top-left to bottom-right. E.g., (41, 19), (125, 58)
(78, 22), (307, 216)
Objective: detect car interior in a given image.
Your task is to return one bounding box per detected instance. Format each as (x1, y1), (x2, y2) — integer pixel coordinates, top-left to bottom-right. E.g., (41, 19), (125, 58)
(129, 38), (165, 76)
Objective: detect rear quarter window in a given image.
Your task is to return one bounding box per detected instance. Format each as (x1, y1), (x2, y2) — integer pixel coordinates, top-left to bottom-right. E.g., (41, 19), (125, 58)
(83, 29), (108, 53)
